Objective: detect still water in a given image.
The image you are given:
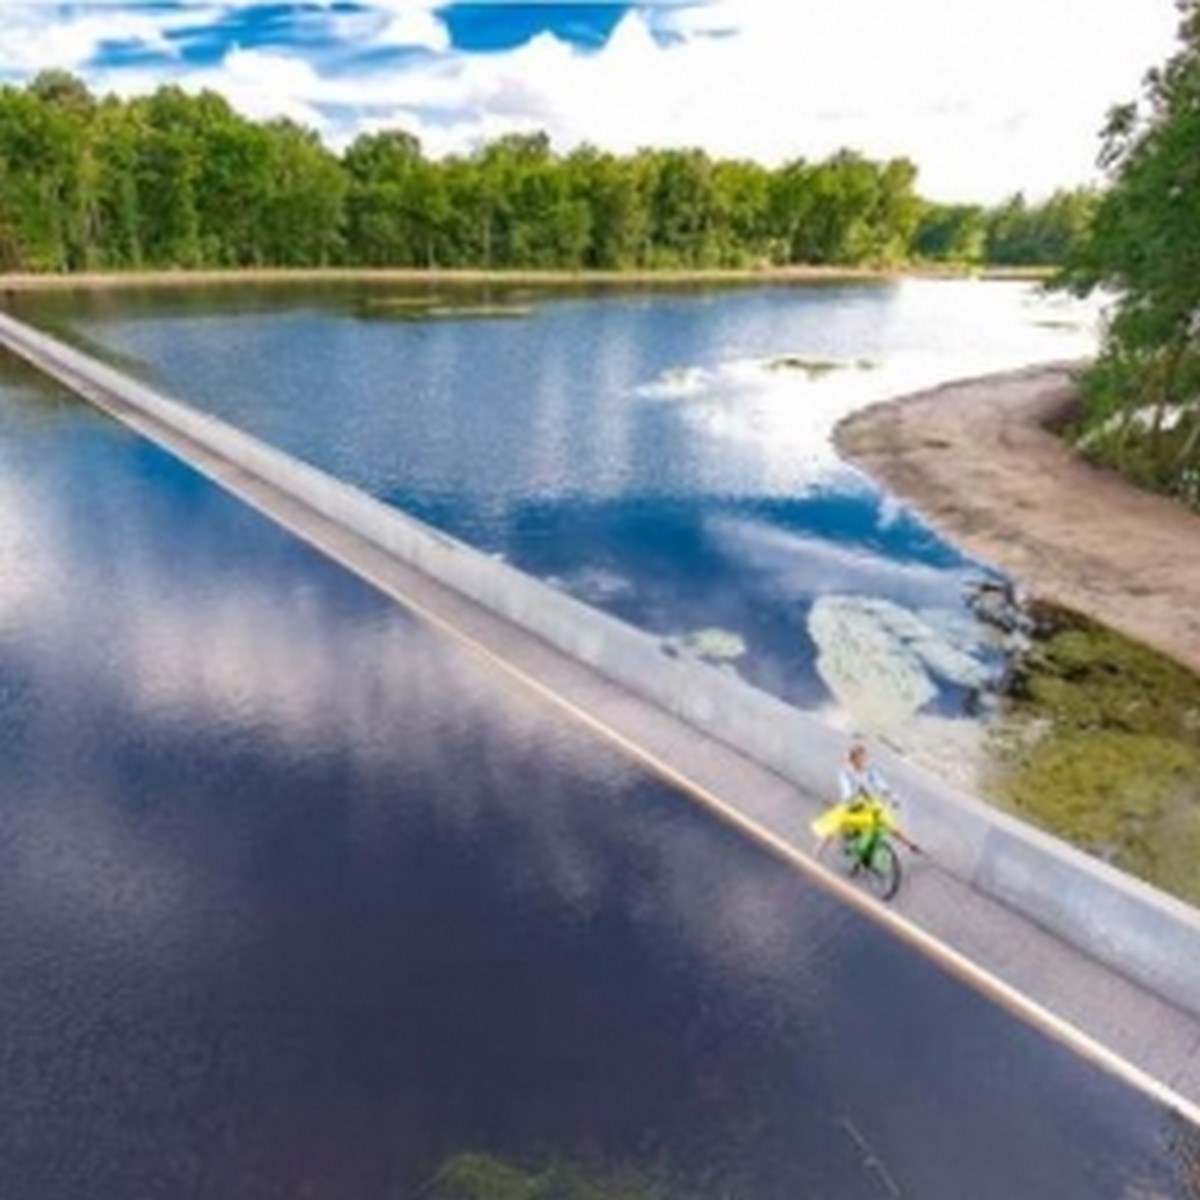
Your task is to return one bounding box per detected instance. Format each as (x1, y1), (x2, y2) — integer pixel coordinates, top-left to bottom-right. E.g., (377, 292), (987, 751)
(0, 349), (1191, 1198)
(17, 280), (1100, 742)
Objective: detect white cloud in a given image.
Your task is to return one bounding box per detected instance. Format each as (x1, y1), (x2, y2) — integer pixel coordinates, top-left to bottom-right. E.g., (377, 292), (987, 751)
(373, 0), (452, 52)
(0, 6), (175, 72)
(10, 0), (1186, 201)
(436, 0), (1180, 201)
(192, 46), (332, 128)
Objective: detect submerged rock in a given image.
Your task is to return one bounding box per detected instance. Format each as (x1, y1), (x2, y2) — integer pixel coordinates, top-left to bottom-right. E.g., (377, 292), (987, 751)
(964, 578), (1034, 637)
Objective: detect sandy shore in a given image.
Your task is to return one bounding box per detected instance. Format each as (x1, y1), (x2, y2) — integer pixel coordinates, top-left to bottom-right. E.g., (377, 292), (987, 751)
(0, 264), (1050, 292)
(836, 362), (1200, 676)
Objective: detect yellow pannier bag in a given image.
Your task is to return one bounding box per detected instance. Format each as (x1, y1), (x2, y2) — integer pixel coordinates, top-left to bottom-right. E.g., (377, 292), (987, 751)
(810, 798), (896, 840)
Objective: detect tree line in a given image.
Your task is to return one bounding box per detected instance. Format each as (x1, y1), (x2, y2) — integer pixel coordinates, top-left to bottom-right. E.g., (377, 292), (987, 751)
(1064, 0), (1200, 507)
(0, 72), (1093, 275)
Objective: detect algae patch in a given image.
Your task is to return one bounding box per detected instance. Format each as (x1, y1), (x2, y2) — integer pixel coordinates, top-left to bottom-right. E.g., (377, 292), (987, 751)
(355, 297), (533, 321)
(1031, 318), (1085, 332)
(428, 1153), (682, 1200)
(662, 627), (747, 664)
(765, 355), (878, 376)
(986, 603), (1200, 905)
(807, 594), (992, 732)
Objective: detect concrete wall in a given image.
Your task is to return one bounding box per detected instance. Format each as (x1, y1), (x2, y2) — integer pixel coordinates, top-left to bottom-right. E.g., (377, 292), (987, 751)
(4, 309), (1199, 1017)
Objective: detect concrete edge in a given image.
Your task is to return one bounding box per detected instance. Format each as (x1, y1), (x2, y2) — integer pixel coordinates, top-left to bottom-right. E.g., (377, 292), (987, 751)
(3, 309), (1198, 1019)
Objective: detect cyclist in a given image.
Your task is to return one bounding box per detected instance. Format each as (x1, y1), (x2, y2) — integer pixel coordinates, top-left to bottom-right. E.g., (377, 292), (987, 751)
(812, 739), (921, 859)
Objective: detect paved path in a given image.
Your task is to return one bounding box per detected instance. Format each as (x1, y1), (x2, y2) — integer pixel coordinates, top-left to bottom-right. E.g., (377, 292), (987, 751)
(837, 362), (1200, 674)
(2, 319), (1199, 1126)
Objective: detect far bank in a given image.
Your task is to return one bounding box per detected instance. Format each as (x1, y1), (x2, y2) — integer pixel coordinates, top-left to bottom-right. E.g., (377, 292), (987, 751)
(0, 263), (1053, 293)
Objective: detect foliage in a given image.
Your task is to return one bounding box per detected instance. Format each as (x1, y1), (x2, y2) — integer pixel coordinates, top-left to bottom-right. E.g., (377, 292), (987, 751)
(1063, 0), (1200, 505)
(913, 202), (986, 264)
(426, 1154), (674, 1200)
(989, 603), (1200, 904)
(0, 73), (1090, 276)
(983, 188), (1098, 266)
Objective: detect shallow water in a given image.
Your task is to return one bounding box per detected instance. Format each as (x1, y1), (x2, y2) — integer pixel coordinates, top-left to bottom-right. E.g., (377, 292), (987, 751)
(0, 353), (1191, 1200)
(16, 279), (1100, 733)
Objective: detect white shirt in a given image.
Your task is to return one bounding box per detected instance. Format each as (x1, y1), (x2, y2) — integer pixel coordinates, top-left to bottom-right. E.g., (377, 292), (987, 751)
(838, 763), (891, 805)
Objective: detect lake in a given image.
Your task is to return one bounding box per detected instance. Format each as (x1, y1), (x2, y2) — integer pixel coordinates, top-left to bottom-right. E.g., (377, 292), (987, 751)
(16, 278), (1101, 775)
(0, 350), (1189, 1200)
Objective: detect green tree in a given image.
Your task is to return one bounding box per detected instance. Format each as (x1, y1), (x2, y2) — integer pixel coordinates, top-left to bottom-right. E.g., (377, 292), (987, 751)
(872, 157), (921, 264)
(641, 148), (719, 267)
(914, 202), (986, 263)
(344, 129), (430, 266)
(91, 97), (147, 267)
(711, 158), (774, 265)
(0, 75), (95, 270)
(986, 188), (1097, 266)
(130, 87), (203, 267)
(260, 119), (345, 266)
(192, 91), (274, 265)
(1065, 0), (1200, 505)
(773, 151), (916, 266)
(565, 146), (647, 268)
(0, 74), (1102, 279)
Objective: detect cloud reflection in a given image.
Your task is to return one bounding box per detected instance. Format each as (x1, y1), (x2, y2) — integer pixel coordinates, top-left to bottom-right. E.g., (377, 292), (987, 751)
(0, 385), (855, 1001)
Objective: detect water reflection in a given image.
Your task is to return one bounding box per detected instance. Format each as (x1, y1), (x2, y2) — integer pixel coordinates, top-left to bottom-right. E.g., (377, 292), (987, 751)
(14, 280), (1103, 741)
(0, 356), (1186, 1199)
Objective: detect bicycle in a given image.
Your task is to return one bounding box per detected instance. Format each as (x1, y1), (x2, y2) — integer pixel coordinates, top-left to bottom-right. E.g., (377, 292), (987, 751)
(811, 794), (916, 901)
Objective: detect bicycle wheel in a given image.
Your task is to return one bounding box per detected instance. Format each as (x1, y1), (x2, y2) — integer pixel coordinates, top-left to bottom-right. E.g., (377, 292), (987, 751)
(863, 839), (901, 901)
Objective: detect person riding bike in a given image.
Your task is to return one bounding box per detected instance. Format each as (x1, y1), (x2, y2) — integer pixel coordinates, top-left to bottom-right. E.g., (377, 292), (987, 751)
(812, 739), (921, 860)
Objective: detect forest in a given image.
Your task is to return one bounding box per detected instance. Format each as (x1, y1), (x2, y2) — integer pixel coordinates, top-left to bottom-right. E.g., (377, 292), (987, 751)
(0, 71), (1094, 274)
(1065, 0), (1200, 506)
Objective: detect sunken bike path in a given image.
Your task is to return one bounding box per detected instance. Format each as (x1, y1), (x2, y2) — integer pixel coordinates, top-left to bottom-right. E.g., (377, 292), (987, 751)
(0, 310), (1198, 1126)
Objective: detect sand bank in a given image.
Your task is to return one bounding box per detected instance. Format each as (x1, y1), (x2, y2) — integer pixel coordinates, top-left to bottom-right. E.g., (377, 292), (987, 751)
(836, 363), (1200, 675)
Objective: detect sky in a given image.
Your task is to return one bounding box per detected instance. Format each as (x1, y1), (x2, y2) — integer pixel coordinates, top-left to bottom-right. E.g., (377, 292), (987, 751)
(0, 1), (1184, 202)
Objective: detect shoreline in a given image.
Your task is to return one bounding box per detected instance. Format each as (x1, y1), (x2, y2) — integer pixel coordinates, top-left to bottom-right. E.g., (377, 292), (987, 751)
(835, 362), (1200, 678)
(0, 264), (1052, 293)
(836, 363), (1200, 907)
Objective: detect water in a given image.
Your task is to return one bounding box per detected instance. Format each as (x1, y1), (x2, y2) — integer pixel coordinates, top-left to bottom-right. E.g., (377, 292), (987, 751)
(15, 280), (1101, 741)
(0, 354), (1192, 1199)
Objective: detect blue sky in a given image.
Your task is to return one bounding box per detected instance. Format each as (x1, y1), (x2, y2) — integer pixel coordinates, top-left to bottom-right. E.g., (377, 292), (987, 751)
(0, 1), (1182, 201)
(85, 3), (637, 67)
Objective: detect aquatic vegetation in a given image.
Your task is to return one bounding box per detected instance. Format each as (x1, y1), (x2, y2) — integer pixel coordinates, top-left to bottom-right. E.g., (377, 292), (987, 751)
(986, 604), (1200, 903)
(765, 355), (878, 376)
(355, 297), (534, 321)
(558, 567), (635, 604)
(428, 1154), (674, 1200)
(633, 365), (710, 400)
(808, 594), (992, 731)
(1031, 318), (1085, 331)
(662, 627), (747, 663)
(639, 354), (879, 406)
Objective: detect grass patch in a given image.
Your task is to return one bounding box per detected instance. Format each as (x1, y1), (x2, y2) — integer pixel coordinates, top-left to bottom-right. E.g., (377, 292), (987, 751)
(986, 603), (1200, 904)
